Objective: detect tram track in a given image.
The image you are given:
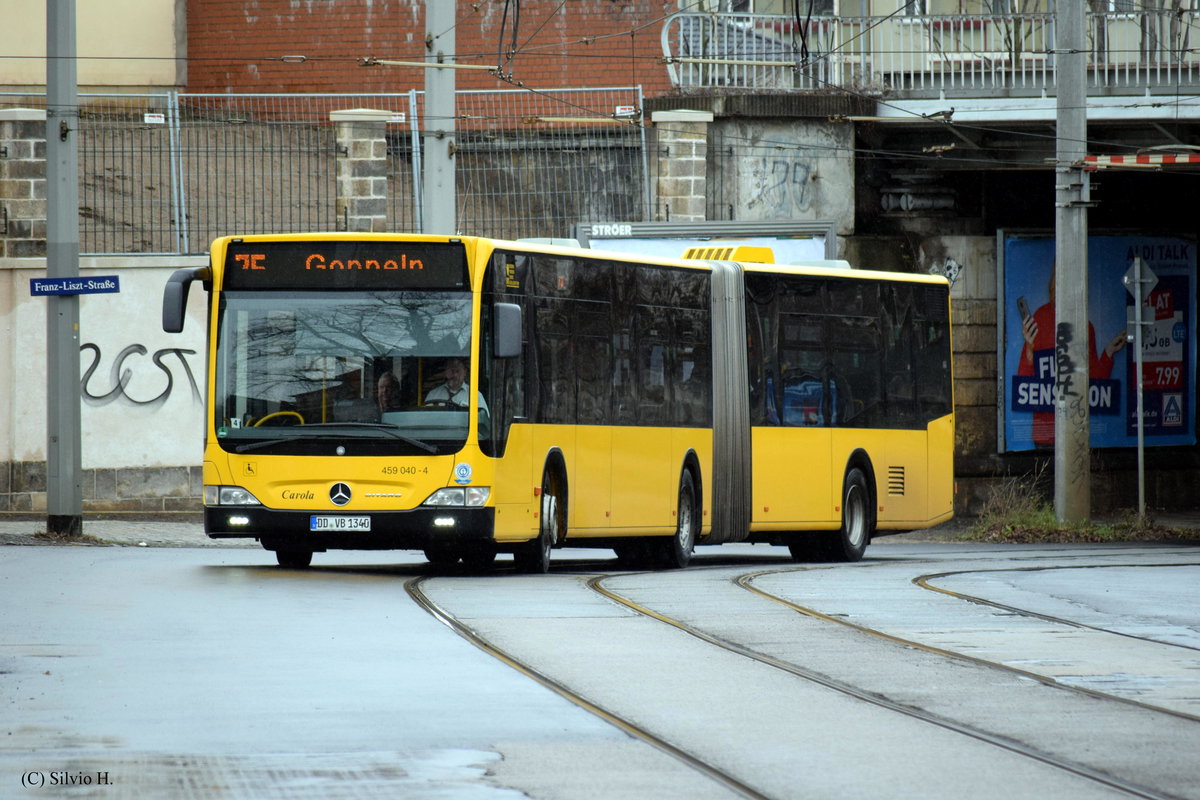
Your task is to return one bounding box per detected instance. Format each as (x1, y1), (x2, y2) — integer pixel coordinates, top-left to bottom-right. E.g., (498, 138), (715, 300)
(736, 563), (1200, 724)
(403, 549), (1200, 800)
(589, 570), (1188, 800)
(403, 574), (774, 800)
(406, 560), (1194, 800)
(913, 563), (1200, 651)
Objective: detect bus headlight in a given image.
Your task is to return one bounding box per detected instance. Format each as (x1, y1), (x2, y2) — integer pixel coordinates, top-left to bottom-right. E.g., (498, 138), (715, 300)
(423, 487), (490, 507)
(204, 485), (263, 506)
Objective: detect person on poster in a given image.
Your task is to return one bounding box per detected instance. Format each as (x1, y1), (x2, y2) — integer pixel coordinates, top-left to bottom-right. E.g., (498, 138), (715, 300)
(1016, 272), (1127, 447)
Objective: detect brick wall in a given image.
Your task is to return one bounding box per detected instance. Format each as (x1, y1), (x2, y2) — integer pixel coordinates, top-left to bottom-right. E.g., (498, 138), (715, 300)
(187, 0), (676, 97)
(0, 110), (47, 258)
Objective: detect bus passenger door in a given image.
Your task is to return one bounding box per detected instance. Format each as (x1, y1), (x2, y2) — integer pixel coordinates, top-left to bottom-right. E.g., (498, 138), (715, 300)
(482, 302), (535, 542)
(572, 330), (614, 533)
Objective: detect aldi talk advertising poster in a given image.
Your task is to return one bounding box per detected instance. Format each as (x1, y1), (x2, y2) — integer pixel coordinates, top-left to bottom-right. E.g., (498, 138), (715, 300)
(1003, 235), (1196, 452)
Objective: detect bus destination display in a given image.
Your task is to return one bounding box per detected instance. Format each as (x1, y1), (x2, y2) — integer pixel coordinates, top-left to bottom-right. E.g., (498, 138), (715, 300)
(223, 240), (469, 290)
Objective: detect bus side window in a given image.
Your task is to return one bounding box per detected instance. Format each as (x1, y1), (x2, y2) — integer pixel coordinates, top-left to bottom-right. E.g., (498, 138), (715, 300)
(637, 308), (669, 425)
(675, 308), (711, 427)
(881, 285), (920, 428)
(573, 263), (614, 425)
(915, 285), (953, 421)
(533, 296), (575, 425)
(612, 264), (638, 425)
(745, 275), (777, 426)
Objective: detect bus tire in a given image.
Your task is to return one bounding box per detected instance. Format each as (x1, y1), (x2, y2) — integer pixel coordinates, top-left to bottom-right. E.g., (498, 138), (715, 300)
(424, 547), (459, 566)
(654, 470), (698, 569)
(613, 540), (649, 568)
(275, 549), (313, 569)
(461, 543), (498, 571)
(786, 538), (823, 562)
(515, 466), (563, 573)
(787, 467), (872, 563)
(830, 466), (871, 562)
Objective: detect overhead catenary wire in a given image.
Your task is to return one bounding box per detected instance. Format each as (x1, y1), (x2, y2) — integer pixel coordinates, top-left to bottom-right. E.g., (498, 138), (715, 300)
(9, 4), (1200, 171)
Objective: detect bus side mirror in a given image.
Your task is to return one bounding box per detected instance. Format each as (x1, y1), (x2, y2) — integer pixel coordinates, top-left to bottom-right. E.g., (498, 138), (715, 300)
(163, 266), (210, 333)
(493, 302), (522, 358)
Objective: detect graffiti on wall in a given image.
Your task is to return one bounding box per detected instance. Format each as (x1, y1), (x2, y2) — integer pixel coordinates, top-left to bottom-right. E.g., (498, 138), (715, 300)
(929, 257), (963, 287)
(750, 156), (813, 216)
(81, 343), (202, 409)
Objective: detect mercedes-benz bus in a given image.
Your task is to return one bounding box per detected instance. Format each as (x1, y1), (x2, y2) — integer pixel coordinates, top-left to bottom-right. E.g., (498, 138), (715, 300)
(163, 233), (953, 570)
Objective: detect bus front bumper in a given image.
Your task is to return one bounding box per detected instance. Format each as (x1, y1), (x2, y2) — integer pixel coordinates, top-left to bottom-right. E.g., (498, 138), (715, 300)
(204, 506), (496, 551)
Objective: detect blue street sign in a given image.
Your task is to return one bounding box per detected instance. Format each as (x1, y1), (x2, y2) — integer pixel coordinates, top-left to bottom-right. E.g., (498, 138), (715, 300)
(30, 275), (120, 296)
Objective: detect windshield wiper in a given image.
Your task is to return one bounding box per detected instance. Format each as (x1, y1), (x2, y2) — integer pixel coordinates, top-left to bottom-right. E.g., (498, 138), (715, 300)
(232, 423), (438, 454)
(298, 422), (438, 453)
(234, 438), (304, 454)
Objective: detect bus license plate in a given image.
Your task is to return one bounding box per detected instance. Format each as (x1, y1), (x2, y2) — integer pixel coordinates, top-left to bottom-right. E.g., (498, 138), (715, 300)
(310, 516), (371, 532)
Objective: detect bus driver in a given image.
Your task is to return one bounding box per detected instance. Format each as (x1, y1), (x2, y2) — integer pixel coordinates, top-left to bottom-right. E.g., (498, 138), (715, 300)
(424, 358), (488, 412)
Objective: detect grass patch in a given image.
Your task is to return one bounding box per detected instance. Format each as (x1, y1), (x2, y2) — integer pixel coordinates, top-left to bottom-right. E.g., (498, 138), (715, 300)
(961, 466), (1196, 544)
(32, 529), (108, 546)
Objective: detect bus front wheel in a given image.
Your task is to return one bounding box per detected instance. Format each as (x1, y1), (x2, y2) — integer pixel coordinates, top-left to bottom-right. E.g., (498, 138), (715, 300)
(515, 467), (562, 574)
(275, 549), (313, 569)
(461, 543), (498, 571)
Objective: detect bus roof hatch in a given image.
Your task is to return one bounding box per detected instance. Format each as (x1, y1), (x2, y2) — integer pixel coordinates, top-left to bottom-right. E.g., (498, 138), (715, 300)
(682, 245), (775, 264)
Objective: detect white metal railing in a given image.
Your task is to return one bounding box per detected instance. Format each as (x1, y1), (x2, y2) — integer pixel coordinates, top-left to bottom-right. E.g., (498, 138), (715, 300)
(663, 11), (1200, 95)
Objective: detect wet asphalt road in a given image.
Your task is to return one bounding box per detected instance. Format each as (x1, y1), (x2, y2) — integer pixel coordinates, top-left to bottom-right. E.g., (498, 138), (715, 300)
(2, 532), (1198, 799)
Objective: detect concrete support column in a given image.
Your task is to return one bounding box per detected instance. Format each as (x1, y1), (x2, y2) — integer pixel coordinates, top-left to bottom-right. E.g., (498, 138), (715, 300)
(651, 109), (712, 222)
(0, 108), (48, 258)
(331, 109), (391, 233)
(1054, 0), (1091, 523)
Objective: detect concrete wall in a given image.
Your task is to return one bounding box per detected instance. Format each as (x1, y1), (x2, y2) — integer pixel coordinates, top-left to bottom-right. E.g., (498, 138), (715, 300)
(919, 236), (1000, 512)
(0, 256), (208, 512)
(0, 0), (184, 90)
(714, 118), (856, 236)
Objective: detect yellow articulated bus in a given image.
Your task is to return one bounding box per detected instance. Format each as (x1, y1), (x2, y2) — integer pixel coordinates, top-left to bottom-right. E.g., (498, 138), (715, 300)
(162, 233), (953, 571)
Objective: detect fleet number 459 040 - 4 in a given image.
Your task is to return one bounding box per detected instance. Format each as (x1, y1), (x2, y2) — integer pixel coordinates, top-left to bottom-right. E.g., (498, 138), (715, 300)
(382, 466), (428, 475)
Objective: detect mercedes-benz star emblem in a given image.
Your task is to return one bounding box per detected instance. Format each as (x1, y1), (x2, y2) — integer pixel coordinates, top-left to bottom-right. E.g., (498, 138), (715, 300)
(329, 483), (352, 506)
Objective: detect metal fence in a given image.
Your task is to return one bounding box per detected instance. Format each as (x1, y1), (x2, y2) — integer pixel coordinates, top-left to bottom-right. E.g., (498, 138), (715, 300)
(438, 87), (648, 242)
(663, 10), (1200, 96)
(2, 88), (647, 255)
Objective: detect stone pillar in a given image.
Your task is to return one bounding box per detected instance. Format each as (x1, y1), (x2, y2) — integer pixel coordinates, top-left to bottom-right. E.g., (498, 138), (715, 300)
(330, 109), (392, 233)
(0, 108), (48, 258)
(651, 109), (713, 223)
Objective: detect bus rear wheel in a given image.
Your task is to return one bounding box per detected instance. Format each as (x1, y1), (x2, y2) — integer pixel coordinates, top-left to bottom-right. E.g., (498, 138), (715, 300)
(788, 467), (872, 563)
(654, 470), (697, 569)
(833, 466), (871, 562)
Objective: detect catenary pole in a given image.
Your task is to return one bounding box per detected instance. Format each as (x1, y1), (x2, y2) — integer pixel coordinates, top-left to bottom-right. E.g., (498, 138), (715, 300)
(1054, 0), (1090, 524)
(46, 0), (83, 537)
(422, 1), (456, 234)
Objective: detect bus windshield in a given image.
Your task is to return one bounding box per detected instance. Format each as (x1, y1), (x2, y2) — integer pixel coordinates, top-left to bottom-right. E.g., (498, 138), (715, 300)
(214, 290), (475, 456)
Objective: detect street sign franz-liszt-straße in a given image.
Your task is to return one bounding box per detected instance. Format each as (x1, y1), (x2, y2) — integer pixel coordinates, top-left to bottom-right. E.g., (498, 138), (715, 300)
(30, 276), (120, 296)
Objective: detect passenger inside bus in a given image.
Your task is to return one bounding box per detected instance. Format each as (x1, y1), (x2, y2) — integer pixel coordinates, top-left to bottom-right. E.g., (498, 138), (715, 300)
(376, 371), (402, 415)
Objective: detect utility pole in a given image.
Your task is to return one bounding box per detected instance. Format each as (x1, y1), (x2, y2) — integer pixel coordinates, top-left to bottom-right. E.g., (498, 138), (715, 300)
(1054, 0), (1090, 524)
(423, 2), (456, 234)
(46, 0), (83, 537)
